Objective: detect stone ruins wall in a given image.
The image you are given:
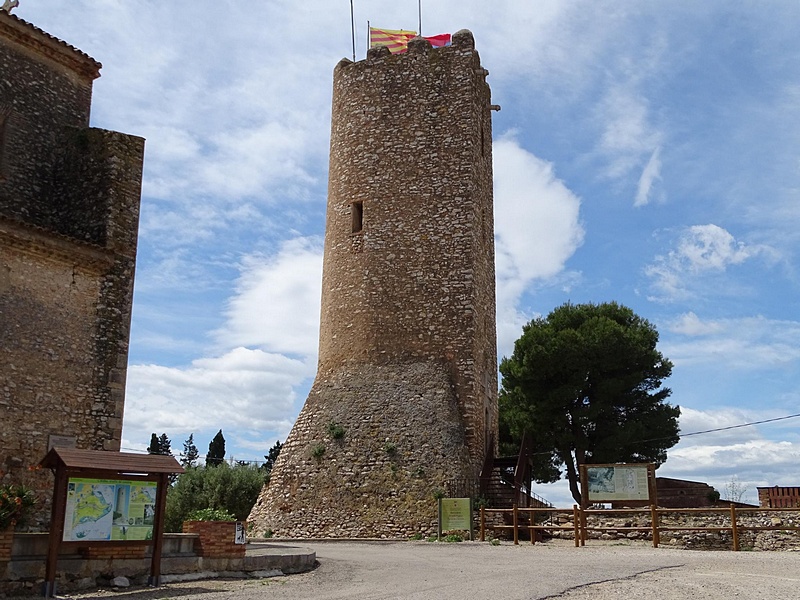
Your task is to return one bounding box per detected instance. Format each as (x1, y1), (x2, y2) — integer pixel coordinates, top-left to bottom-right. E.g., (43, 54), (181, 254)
(249, 30), (498, 538)
(0, 12), (144, 527)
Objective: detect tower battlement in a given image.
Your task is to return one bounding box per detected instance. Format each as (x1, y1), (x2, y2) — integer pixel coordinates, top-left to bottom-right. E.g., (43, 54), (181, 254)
(249, 29), (497, 538)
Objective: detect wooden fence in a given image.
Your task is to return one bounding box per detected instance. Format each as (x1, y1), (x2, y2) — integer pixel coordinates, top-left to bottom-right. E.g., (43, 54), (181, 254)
(479, 505), (800, 551)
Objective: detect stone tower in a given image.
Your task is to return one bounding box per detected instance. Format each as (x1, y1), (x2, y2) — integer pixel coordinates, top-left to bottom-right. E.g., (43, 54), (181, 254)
(249, 30), (497, 538)
(0, 11), (144, 526)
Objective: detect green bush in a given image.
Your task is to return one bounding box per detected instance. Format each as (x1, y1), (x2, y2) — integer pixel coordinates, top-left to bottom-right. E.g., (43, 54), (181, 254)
(0, 484), (36, 530)
(327, 422), (346, 440)
(164, 463), (265, 532)
(311, 443), (326, 459)
(186, 507), (235, 521)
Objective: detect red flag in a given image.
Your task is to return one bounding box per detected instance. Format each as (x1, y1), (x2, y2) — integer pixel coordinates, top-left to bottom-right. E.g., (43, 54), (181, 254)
(423, 33), (451, 48)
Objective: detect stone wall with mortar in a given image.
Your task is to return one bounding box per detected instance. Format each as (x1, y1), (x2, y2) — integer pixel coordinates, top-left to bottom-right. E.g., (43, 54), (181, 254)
(0, 12), (144, 528)
(249, 30), (498, 538)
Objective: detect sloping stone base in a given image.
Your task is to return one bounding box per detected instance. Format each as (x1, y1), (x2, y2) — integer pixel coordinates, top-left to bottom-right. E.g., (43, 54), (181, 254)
(249, 360), (473, 538)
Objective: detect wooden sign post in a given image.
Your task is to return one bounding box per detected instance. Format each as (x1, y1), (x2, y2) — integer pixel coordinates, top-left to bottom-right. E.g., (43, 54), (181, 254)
(39, 448), (184, 597)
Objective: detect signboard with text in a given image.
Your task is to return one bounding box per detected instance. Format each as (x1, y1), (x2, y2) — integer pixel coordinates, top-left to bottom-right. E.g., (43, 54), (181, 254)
(582, 464), (654, 503)
(63, 478), (158, 542)
(438, 497), (473, 539)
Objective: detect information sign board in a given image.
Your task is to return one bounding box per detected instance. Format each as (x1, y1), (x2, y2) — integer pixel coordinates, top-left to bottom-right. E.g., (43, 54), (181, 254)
(584, 464), (652, 503)
(63, 478), (158, 542)
(438, 497), (473, 539)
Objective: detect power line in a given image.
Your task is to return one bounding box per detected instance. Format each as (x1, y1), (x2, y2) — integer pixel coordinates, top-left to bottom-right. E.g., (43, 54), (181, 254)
(679, 412), (800, 438)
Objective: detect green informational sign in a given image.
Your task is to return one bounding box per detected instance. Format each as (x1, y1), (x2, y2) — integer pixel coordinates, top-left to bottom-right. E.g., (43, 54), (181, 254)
(438, 497), (473, 539)
(63, 478), (158, 542)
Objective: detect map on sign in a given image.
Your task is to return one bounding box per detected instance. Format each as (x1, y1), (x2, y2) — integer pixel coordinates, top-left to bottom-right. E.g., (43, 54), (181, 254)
(63, 478), (158, 542)
(585, 465), (651, 502)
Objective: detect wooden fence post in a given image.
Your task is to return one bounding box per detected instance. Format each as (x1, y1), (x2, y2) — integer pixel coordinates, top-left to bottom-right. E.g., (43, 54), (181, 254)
(513, 505), (519, 545)
(730, 504), (739, 551)
(650, 504), (660, 548)
(573, 505), (580, 547)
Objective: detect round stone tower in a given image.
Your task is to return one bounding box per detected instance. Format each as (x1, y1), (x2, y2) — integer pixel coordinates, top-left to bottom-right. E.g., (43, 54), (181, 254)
(249, 30), (498, 538)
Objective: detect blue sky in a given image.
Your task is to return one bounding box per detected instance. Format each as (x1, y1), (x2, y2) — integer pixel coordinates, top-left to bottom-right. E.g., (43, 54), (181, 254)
(19, 1), (800, 506)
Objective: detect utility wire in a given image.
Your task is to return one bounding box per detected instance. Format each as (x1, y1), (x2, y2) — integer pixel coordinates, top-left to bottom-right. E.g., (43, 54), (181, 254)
(680, 412), (800, 437)
(121, 413), (800, 463)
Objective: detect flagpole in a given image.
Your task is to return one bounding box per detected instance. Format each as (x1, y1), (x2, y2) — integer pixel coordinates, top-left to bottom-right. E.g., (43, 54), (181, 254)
(367, 20), (370, 55)
(350, 0), (356, 61)
(418, 0), (422, 35)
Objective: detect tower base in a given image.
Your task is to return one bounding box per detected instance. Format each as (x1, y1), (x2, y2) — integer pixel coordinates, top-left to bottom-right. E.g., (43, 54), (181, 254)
(248, 360), (474, 538)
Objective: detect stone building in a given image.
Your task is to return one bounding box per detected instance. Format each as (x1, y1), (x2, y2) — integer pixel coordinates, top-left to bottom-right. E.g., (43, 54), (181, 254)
(249, 30), (498, 538)
(0, 10), (144, 526)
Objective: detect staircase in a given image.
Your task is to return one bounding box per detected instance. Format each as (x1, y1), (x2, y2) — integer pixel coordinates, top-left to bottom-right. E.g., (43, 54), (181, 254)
(479, 433), (552, 538)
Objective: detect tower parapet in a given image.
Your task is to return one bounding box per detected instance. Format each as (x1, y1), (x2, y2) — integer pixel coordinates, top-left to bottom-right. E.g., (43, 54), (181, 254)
(249, 30), (497, 538)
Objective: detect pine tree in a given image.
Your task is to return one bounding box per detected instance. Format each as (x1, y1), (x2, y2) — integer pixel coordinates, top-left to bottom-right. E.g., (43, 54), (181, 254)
(180, 433), (199, 468)
(206, 429), (226, 467)
(500, 301), (679, 505)
(262, 440), (283, 475)
(158, 433), (172, 455)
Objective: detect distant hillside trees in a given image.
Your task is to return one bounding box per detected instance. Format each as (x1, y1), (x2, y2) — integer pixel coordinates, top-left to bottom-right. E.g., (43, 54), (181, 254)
(147, 433), (171, 455)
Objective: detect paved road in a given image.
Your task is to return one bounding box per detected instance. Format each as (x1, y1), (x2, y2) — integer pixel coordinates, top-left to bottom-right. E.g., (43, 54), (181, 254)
(68, 540), (800, 600)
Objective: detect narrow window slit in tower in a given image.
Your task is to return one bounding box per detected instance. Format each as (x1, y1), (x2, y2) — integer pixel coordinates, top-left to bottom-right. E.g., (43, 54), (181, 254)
(351, 201), (363, 234)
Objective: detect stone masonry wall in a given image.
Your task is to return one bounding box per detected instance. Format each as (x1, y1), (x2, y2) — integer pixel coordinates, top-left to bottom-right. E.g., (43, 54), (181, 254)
(0, 12), (144, 528)
(249, 30), (497, 538)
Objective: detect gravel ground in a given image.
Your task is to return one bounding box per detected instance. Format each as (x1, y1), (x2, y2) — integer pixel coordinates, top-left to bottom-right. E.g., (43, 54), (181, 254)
(52, 539), (800, 600)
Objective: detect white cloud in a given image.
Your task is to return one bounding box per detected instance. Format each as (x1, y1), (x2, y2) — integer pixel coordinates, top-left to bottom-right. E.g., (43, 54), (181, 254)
(635, 146), (662, 207)
(668, 312), (725, 337)
(123, 347), (311, 456)
(661, 406), (800, 503)
(493, 135), (584, 354)
(216, 237), (324, 358)
(663, 313), (800, 370)
(596, 87), (663, 182)
(645, 224), (777, 302)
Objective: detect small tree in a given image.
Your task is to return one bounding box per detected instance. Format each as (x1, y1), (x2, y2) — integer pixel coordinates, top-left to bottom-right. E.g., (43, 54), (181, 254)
(206, 429), (226, 467)
(262, 440), (283, 479)
(180, 434), (199, 468)
(723, 476), (748, 503)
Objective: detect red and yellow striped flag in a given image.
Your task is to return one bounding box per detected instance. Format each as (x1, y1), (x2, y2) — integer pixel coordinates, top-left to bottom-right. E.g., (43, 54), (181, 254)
(369, 27), (417, 54)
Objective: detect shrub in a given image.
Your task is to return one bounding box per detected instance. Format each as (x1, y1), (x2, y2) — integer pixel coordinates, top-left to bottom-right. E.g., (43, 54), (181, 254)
(383, 442), (397, 455)
(327, 422), (346, 440)
(311, 443), (326, 459)
(0, 483), (36, 530)
(186, 507), (235, 521)
(164, 463), (265, 532)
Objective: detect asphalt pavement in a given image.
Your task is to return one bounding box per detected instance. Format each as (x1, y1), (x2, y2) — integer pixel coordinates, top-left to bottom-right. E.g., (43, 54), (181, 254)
(58, 539), (800, 600)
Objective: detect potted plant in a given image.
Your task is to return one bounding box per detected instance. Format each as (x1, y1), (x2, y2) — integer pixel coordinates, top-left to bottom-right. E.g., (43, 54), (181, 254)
(0, 482), (36, 562)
